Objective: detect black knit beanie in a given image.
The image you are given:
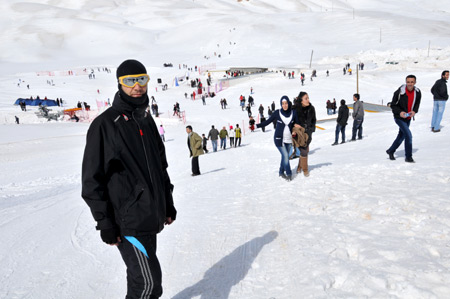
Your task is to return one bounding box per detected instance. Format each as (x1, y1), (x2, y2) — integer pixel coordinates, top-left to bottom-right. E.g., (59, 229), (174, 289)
(116, 59), (147, 79)
(115, 59), (149, 110)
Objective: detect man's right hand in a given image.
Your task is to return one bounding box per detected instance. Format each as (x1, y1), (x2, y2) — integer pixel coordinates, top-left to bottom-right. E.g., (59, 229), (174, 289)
(100, 227), (121, 246)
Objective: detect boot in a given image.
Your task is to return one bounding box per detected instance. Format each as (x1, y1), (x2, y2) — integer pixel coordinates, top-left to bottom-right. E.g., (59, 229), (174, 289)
(300, 156), (309, 177)
(296, 158), (302, 174)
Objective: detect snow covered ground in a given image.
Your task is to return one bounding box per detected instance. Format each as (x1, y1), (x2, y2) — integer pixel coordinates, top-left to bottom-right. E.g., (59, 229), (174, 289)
(1, 0), (450, 298)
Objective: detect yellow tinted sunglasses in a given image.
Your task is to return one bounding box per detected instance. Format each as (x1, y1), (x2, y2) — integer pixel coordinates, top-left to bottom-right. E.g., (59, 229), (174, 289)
(118, 74), (150, 88)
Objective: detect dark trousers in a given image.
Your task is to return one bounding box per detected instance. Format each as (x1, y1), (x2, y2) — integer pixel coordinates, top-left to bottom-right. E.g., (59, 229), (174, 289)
(335, 124), (346, 143)
(192, 156), (200, 175)
(235, 137), (241, 146)
(352, 118), (363, 139)
(117, 235), (162, 299)
(230, 137), (235, 147)
(387, 118), (412, 158)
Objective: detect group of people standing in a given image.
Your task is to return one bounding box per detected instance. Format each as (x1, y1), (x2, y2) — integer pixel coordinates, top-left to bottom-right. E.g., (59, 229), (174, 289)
(331, 93), (364, 145)
(326, 99), (337, 115)
(255, 72), (443, 181)
(80, 58), (448, 299)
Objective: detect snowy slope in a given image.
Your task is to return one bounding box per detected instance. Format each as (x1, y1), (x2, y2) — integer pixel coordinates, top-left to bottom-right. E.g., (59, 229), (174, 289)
(1, 0), (450, 73)
(1, 0), (450, 298)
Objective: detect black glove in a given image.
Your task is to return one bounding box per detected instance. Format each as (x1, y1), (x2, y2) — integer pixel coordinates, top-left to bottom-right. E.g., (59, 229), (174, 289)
(100, 227), (120, 244)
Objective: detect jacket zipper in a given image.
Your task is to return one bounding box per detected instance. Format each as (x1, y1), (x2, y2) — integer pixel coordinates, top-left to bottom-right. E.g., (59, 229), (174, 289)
(132, 114), (161, 228)
(131, 114), (155, 199)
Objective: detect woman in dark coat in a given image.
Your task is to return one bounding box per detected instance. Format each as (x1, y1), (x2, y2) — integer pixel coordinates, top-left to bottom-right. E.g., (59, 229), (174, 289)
(293, 91), (316, 176)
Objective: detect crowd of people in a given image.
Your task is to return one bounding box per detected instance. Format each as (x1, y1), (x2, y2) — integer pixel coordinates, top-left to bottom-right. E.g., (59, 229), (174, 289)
(79, 58), (449, 299)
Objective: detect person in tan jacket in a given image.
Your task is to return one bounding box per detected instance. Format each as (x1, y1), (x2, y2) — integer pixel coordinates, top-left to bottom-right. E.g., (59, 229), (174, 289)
(186, 125), (204, 176)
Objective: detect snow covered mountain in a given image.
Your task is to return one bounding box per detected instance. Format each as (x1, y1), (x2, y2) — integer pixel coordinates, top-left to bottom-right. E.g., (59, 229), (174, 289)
(1, 0), (450, 74)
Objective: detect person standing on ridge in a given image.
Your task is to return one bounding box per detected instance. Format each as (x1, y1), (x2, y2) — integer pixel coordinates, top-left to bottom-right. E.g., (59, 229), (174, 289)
(186, 125), (204, 175)
(332, 99), (349, 145)
(219, 126), (228, 149)
(207, 125), (219, 152)
(350, 93), (364, 141)
(430, 70), (449, 132)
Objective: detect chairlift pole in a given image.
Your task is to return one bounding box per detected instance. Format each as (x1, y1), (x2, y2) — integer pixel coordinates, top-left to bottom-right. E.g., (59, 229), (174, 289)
(357, 65), (359, 94)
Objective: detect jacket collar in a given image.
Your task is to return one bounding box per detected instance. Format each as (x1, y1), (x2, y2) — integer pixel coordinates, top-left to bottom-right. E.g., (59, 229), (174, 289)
(112, 91), (149, 116)
(399, 84), (420, 95)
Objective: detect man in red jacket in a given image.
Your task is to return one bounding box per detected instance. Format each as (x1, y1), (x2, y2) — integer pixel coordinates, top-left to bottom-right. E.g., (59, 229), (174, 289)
(386, 75), (422, 163)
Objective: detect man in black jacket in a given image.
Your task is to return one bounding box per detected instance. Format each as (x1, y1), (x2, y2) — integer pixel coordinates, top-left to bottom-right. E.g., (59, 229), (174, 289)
(430, 70), (449, 132)
(82, 59), (176, 299)
(332, 99), (349, 145)
(386, 74), (421, 163)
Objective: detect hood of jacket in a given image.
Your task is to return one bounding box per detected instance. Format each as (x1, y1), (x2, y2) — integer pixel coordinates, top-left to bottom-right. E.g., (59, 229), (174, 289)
(279, 95), (292, 117)
(399, 84), (420, 95)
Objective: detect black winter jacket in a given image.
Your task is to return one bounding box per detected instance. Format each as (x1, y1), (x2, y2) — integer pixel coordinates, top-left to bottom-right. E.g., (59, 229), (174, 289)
(82, 92), (176, 236)
(294, 104), (316, 145)
(391, 85), (421, 121)
(337, 105), (349, 126)
(431, 78), (448, 101)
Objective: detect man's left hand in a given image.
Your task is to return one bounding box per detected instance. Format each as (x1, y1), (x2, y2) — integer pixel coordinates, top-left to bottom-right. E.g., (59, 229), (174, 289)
(165, 217), (174, 225)
(409, 111), (416, 117)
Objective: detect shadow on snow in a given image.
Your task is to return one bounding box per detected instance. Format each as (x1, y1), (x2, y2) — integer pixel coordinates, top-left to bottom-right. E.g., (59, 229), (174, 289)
(172, 231), (279, 299)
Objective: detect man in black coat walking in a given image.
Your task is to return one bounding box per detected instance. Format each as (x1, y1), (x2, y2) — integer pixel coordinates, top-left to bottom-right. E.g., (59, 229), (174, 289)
(82, 59), (176, 299)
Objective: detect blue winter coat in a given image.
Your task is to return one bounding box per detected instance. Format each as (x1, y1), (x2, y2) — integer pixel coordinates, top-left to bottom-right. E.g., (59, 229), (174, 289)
(257, 109), (298, 147)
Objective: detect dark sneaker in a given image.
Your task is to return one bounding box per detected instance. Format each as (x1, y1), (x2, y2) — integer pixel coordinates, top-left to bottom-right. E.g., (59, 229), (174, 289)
(349, 138), (356, 142)
(340, 141), (346, 144)
(432, 129), (441, 133)
(279, 173), (287, 179)
(405, 157), (415, 163)
(386, 150), (395, 160)
(357, 137), (363, 140)
(331, 142), (338, 146)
